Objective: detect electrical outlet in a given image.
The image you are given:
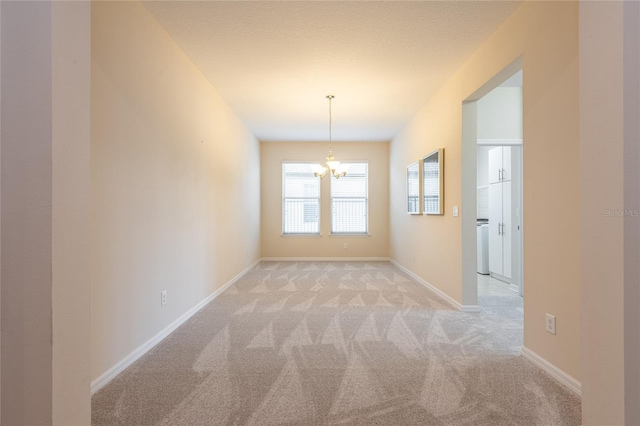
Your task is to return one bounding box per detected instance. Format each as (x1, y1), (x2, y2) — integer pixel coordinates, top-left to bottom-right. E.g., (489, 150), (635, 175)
(343, 243), (348, 249)
(161, 290), (167, 307)
(545, 313), (556, 335)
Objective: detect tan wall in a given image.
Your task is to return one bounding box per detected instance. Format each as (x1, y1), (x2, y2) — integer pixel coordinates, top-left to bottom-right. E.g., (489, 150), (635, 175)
(623, 3), (640, 423)
(52, 1), (91, 423)
(579, 2), (627, 424)
(91, 1), (260, 381)
(1, 0), (3, 414)
(261, 142), (389, 259)
(1, 2), (54, 423)
(390, 1), (582, 381)
(1, 2), (92, 423)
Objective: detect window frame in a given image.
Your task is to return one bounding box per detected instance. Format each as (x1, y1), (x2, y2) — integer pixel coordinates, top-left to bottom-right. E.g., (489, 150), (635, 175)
(329, 161), (369, 236)
(281, 161), (322, 236)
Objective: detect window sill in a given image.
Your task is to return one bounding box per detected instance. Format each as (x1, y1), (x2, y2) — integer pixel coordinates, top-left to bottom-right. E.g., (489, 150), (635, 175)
(281, 233), (322, 238)
(329, 233), (370, 237)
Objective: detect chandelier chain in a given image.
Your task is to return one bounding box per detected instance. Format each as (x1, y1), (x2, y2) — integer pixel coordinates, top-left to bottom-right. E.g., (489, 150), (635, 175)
(327, 95), (334, 152)
(312, 94), (345, 179)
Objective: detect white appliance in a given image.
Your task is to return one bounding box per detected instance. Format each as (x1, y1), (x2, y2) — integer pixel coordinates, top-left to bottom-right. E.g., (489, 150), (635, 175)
(477, 224), (489, 274)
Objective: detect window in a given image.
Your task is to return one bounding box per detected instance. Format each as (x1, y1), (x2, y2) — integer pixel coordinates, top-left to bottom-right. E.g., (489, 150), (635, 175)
(282, 163), (320, 234)
(330, 162), (368, 234)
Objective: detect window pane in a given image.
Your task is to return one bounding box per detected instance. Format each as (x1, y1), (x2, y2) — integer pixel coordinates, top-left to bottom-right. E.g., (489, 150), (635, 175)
(282, 163), (320, 234)
(407, 162), (420, 213)
(423, 155), (439, 213)
(331, 162), (368, 234)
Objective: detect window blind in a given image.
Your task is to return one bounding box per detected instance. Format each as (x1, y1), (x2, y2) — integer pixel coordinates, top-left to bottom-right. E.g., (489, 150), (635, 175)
(330, 162), (368, 234)
(282, 163), (320, 234)
(407, 163), (420, 213)
(423, 156), (439, 213)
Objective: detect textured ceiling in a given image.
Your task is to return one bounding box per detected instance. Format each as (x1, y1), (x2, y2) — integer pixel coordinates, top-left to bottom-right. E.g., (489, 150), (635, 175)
(143, 1), (522, 142)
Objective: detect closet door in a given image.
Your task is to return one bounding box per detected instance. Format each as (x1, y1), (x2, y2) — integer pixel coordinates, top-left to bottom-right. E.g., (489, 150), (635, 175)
(501, 146), (512, 182)
(489, 183), (503, 275)
(488, 148), (502, 184)
(502, 180), (512, 279)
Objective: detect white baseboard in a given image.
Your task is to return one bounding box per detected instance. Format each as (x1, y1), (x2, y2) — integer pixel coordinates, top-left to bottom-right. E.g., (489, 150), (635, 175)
(521, 346), (582, 396)
(461, 305), (481, 313)
(90, 259), (260, 395)
(260, 257), (391, 262)
(490, 271), (511, 285)
(389, 260), (466, 312)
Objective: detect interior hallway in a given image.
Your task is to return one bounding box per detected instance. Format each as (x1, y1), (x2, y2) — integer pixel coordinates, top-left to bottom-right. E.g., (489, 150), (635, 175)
(1, 1), (636, 424)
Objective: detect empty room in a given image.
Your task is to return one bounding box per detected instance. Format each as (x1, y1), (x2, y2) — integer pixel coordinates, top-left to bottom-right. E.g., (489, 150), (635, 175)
(1, 1), (638, 425)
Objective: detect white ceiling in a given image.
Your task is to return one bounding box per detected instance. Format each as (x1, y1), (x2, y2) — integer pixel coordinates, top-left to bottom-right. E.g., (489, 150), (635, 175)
(143, 1), (522, 142)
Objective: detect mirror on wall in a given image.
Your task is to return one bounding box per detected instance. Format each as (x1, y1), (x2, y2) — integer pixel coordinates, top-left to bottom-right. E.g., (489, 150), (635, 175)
(422, 149), (444, 215)
(407, 161), (421, 214)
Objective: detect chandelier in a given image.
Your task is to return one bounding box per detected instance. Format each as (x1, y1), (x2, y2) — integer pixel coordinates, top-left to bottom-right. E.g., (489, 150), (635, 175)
(312, 95), (348, 179)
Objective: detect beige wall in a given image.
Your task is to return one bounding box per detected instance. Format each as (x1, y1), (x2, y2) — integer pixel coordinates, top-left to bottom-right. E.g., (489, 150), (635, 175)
(261, 142), (389, 259)
(579, 2), (637, 424)
(390, 1), (582, 383)
(1, 2), (54, 423)
(91, 1), (260, 382)
(623, 3), (640, 423)
(1, 2), (92, 423)
(1, 1), (3, 413)
(52, 1), (91, 423)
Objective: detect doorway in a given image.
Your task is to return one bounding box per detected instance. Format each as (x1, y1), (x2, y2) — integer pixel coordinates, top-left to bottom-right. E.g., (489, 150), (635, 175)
(476, 76), (523, 329)
(461, 59), (524, 329)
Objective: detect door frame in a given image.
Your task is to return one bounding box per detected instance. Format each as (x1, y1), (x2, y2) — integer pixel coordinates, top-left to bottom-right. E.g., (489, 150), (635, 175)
(461, 57), (523, 308)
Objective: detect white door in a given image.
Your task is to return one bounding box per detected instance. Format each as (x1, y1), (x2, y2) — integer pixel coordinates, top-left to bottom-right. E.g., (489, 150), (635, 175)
(489, 183), (503, 275)
(502, 146), (512, 182)
(488, 147), (502, 184)
(502, 180), (512, 279)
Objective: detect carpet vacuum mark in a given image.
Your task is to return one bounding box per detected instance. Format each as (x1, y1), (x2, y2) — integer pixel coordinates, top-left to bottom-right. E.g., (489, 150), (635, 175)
(92, 261), (581, 425)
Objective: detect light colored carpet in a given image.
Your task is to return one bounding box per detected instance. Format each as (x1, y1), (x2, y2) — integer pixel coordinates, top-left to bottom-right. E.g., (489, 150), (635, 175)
(92, 261), (581, 425)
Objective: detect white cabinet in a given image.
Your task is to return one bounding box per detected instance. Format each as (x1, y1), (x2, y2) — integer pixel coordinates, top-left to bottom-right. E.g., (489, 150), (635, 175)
(489, 181), (512, 279)
(488, 146), (512, 184)
(488, 147), (513, 280)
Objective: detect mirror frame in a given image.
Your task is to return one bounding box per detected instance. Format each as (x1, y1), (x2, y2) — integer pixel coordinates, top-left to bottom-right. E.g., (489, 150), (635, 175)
(422, 148), (444, 215)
